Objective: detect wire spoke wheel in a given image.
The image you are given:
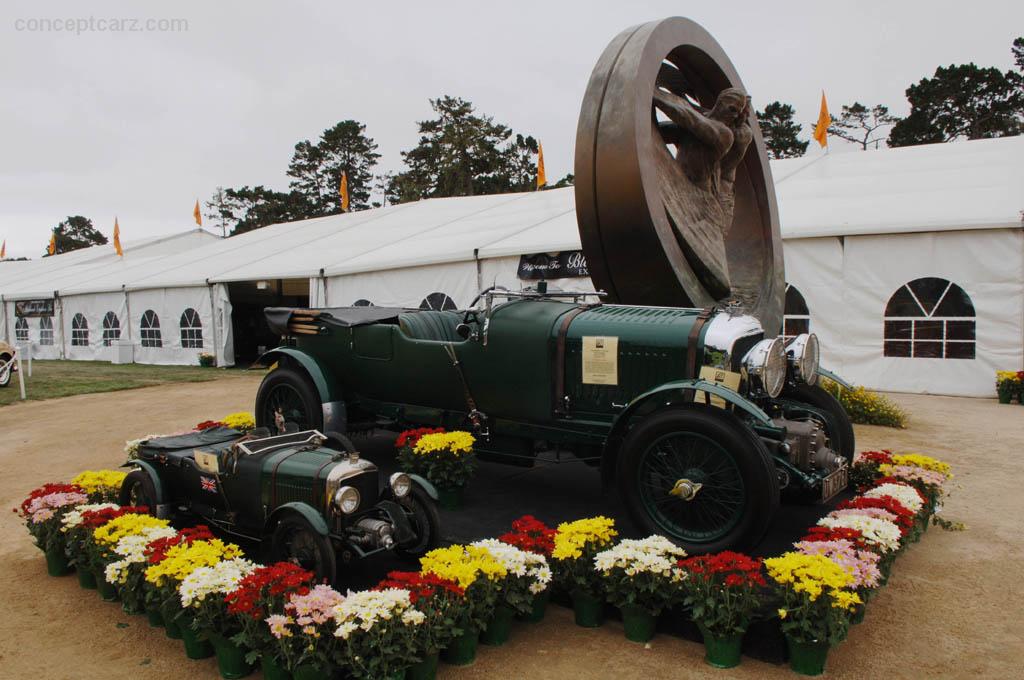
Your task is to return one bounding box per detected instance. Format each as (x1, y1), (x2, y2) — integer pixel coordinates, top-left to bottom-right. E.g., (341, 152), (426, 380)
(638, 431), (746, 543)
(272, 516), (335, 583)
(263, 384), (311, 430)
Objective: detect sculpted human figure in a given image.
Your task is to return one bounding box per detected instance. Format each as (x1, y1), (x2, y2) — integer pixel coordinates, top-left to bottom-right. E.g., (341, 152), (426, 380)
(652, 87), (753, 235)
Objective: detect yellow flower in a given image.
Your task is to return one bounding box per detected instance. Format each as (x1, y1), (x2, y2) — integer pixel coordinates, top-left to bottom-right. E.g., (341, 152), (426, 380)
(221, 412), (255, 432)
(93, 513), (170, 546)
(764, 552), (855, 602)
(413, 432), (475, 456)
(420, 544), (506, 588)
(890, 453), (953, 479)
(144, 539), (242, 586)
(829, 589), (863, 611)
(552, 516), (617, 561)
(778, 608), (787, 620)
(71, 470), (127, 494)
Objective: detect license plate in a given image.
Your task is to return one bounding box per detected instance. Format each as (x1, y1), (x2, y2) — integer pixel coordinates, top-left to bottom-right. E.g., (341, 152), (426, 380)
(820, 466), (849, 502)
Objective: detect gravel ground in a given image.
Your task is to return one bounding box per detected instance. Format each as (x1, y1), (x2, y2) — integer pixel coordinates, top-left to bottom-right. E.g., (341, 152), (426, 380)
(0, 376), (1019, 679)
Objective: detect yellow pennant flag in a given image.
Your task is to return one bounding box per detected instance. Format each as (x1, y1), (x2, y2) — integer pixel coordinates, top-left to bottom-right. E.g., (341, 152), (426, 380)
(536, 142), (547, 189)
(339, 172), (350, 212)
(1, 240), (5, 259)
(48, 232), (56, 256)
(813, 91), (830, 148)
(113, 218), (123, 256)
(193, 200), (203, 226)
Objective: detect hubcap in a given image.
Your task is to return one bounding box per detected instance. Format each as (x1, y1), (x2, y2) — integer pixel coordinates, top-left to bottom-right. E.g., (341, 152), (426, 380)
(264, 384), (310, 430)
(637, 432), (746, 544)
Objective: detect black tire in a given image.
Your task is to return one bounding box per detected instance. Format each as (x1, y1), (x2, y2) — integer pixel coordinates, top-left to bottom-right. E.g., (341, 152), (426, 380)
(618, 406), (780, 554)
(394, 485), (441, 560)
(255, 366), (323, 432)
(784, 383), (856, 465)
(324, 430), (356, 453)
(118, 470), (158, 513)
(270, 514), (337, 584)
(0, 354), (12, 387)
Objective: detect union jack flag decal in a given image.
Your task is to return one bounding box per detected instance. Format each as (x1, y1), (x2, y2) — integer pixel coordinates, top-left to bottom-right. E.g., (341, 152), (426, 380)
(200, 476), (217, 493)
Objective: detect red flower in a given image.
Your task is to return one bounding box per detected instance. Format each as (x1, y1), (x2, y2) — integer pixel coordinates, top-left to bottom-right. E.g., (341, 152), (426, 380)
(17, 483), (86, 517)
(195, 420), (224, 430)
(225, 562), (315, 619)
(1016, 371), (1024, 381)
(856, 450), (894, 466)
(498, 515), (557, 556)
(79, 505), (149, 529)
(394, 427), (445, 449)
(800, 525), (871, 550)
(375, 570), (464, 604)
(837, 495), (916, 535)
(145, 525), (216, 564)
(678, 551), (765, 587)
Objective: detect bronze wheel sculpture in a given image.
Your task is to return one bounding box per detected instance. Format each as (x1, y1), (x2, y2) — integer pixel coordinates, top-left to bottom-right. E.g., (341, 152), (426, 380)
(575, 17), (784, 334)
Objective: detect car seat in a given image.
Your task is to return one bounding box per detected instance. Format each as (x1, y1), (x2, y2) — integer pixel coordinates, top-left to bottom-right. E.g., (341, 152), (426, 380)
(397, 311), (463, 342)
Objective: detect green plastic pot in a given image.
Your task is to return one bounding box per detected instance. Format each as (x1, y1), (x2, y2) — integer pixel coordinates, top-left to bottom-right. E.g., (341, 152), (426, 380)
(76, 566), (98, 589)
(45, 546), (72, 577)
(209, 632), (253, 679)
(161, 603), (184, 640)
(570, 591), (604, 628)
(786, 636), (831, 676)
(998, 392), (1012, 404)
(292, 663), (330, 680)
(620, 606), (656, 643)
(480, 605), (514, 646)
(437, 486), (464, 510)
(261, 656), (292, 680)
(180, 621), (214, 660)
(406, 651), (439, 680)
(441, 627), (479, 666)
(520, 590), (549, 623)
(121, 597), (146, 616)
(698, 624), (743, 669)
(95, 571), (119, 601)
(145, 606), (164, 628)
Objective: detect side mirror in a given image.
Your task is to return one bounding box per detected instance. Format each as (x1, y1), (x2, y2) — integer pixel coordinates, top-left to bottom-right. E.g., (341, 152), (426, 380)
(456, 323), (472, 340)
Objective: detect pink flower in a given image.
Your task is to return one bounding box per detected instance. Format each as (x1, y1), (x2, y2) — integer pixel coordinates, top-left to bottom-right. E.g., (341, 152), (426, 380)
(828, 507), (897, 524)
(794, 538), (882, 589)
(266, 614), (293, 639)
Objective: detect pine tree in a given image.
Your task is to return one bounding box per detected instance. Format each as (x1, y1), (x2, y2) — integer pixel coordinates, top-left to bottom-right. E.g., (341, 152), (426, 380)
(755, 102), (808, 159)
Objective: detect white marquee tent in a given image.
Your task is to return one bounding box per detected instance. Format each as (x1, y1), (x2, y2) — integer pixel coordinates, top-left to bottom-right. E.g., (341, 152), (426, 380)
(1, 136), (1021, 397)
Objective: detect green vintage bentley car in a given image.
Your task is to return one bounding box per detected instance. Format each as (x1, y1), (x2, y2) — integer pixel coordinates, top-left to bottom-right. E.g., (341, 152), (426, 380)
(253, 286), (853, 554)
(120, 426), (440, 582)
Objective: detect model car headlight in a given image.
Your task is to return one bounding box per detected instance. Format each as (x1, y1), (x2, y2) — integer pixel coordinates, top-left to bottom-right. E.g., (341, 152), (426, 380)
(334, 486), (360, 514)
(389, 472), (412, 498)
(786, 333), (820, 386)
(743, 337), (787, 398)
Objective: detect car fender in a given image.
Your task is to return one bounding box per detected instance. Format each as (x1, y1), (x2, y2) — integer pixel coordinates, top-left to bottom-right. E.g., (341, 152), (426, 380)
(601, 379), (773, 487)
(818, 366), (853, 390)
(407, 473), (439, 501)
(120, 460), (165, 505)
(265, 502), (330, 537)
(255, 347), (346, 431)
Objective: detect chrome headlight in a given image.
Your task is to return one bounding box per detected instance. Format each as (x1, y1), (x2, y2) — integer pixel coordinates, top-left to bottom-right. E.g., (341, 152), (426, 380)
(334, 486), (360, 514)
(786, 333), (820, 386)
(743, 337), (787, 398)
(389, 472), (412, 498)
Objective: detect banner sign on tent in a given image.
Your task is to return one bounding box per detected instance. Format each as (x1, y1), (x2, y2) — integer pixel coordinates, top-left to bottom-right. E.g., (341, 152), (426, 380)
(15, 299), (54, 317)
(517, 251), (589, 280)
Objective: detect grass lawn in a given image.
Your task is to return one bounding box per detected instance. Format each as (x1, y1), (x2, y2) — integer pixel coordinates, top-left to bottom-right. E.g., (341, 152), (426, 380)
(0, 360), (247, 406)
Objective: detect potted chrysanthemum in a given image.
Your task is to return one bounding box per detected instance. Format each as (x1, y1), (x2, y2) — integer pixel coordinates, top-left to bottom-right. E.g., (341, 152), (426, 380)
(142, 525), (218, 636)
(70, 469), (127, 503)
(794, 536), (881, 625)
(550, 516), (618, 627)
(16, 483), (88, 575)
(470, 538), (551, 645)
(332, 588), (426, 680)
(397, 430), (476, 509)
(60, 502), (119, 588)
(498, 515), (557, 622)
(93, 512), (175, 612)
(105, 524), (178, 622)
(764, 552), (862, 676)
(264, 584), (347, 680)
(593, 535), (687, 642)
(677, 551), (766, 667)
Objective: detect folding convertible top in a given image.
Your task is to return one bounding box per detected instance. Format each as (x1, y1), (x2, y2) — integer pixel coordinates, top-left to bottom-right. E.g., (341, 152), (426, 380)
(264, 307), (411, 336)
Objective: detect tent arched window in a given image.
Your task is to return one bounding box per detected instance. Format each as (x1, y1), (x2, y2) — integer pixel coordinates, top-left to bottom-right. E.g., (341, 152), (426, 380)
(15, 317), (29, 343)
(883, 277), (975, 359)
(39, 317), (54, 346)
(353, 299), (374, 307)
(102, 312), (121, 347)
(140, 310), (162, 348)
(71, 313), (89, 347)
(180, 308), (203, 348)
(783, 283), (810, 343)
(419, 292), (457, 311)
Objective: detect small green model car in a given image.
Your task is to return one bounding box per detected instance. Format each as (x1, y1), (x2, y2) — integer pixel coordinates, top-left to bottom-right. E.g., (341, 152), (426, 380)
(120, 426), (440, 583)
(253, 286), (854, 554)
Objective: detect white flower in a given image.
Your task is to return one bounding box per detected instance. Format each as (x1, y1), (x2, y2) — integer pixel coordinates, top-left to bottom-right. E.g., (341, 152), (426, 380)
(817, 515), (902, 553)
(593, 535), (687, 576)
(179, 558), (257, 608)
(60, 503), (118, 532)
(104, 525), (177, 584)
(331, 588), (422, 637)
(470, 538), (551, 593)
(864, 483), (925, 513)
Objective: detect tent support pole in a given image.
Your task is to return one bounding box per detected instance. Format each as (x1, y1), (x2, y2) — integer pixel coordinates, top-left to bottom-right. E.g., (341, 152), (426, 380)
(56, 293), (66, 360)
(123, 288), (134, 363)
(319, 269), (328, 307)
(207, 282), (221, 367)
(474, 248), (482, 294)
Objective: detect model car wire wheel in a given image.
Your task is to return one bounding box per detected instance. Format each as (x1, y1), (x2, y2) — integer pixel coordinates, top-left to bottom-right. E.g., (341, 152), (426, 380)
(255, 366), (322, 432)
(270, 515), (336, 584)
(619, 407), (779, 553)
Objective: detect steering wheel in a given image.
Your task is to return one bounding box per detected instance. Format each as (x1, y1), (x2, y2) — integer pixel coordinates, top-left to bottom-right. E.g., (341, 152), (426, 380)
(466, 285), (508, 310)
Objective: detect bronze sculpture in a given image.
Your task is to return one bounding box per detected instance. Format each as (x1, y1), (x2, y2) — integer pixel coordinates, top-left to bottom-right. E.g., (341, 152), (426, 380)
(575, 17), (784, 334)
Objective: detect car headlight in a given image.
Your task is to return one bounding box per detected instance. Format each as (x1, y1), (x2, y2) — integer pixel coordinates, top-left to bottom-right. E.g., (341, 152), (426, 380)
(334, 486), (360, 514)
(743, 337), (787, 398)
(389, 472), (412, 498)
(786, 333), (820, 386)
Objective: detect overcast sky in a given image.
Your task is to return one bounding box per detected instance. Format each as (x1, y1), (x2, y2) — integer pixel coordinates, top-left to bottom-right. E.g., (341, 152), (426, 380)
(1, 0), (1020, 258)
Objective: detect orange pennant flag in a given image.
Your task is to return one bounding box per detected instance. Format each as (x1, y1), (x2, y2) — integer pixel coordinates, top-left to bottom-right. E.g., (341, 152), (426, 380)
(813, 91), (830, 148)
(48, 232), (56, 256)
(536, 142), (547, 189)
(339, 172), (350, 212)
(113, 218), (123, 256)
(1, 240), (5, 259)
(193, 200), (203, 226)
